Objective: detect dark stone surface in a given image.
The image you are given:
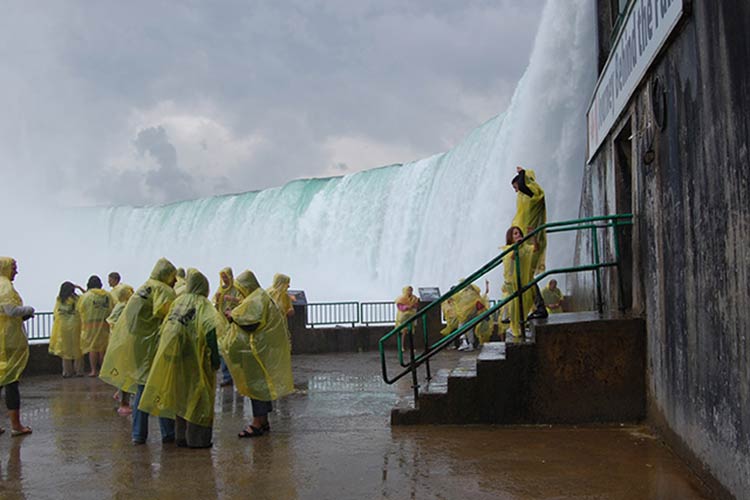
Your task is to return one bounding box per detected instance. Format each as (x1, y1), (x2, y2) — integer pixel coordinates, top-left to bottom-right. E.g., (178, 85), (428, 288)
(572, 3), (750, 498)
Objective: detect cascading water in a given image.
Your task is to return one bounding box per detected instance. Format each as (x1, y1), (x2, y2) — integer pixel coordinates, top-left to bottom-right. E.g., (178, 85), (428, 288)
(11, 0), (596, 309)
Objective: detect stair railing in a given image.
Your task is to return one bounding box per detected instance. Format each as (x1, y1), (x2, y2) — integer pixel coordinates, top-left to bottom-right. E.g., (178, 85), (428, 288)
(379, 213), (633, 404)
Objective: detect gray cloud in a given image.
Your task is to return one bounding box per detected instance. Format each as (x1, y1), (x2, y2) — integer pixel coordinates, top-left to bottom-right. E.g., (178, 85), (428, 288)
(0, 0), (546, 206)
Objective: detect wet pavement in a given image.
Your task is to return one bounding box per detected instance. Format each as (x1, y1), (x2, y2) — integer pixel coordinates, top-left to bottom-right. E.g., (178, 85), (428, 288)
(0, 352), (710, 499)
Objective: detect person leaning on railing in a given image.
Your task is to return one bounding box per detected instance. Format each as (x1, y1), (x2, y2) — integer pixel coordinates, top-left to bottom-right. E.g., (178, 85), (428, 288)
(0, 257), (34, 437)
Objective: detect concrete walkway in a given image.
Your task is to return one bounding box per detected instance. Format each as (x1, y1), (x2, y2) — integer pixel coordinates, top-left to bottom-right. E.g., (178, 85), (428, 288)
(0, 352), (710, 499)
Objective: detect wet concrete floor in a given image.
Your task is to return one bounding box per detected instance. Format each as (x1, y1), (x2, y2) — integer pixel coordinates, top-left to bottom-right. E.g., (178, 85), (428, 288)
(0, 352), (711, 499)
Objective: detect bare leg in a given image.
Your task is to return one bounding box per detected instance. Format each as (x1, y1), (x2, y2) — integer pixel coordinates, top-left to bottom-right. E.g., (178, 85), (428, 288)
(88, 352), (97, 376)
(9, 410), (31, 435)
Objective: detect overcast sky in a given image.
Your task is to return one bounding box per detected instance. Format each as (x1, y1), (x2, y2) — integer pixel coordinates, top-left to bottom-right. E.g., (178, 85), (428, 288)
(1, 1), (545, 207)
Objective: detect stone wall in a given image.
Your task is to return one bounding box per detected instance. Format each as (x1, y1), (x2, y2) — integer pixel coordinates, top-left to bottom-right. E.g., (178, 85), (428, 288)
(573, 3), (750, 498)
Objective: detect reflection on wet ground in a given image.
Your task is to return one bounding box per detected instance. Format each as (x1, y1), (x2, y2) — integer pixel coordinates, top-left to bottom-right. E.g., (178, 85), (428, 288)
(0, 352), (710, 499)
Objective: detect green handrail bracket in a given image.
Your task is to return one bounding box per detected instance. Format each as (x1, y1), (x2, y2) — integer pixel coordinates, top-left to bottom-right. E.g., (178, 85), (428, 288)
(379, 213), (633, 404)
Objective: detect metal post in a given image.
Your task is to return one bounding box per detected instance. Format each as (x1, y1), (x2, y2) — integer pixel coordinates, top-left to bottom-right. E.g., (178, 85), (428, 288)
(514, 245), (525, 335)
(408, 322), (420, 404)
(592, 226), (603, 313)
(422, 315), (432, 381)
(612, 220), (626, 311)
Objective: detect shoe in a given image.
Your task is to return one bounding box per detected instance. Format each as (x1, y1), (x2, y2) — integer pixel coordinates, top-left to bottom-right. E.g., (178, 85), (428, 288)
(457, 341), (470, 352)
(500, 319), (510, 324)
(162, 436), (175, 444)
(220, 380), (233, 387)
(11, 427), (32, 437)
(527, 309), (548, 320)
(132, 439), (146, 445)
(238, 425), (265, 438)
(176, 439), (188, 448)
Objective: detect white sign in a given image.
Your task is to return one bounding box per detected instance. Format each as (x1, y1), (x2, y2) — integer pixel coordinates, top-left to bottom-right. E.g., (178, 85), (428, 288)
(586, 0), (684, 162)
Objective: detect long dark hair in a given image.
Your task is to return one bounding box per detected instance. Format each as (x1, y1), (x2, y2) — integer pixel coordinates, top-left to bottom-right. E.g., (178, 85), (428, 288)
(87, 275), (103, 290)
(58, 281), (76, 302)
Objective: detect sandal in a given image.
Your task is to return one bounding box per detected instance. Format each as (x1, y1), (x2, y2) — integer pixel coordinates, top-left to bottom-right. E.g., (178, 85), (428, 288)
(238, 425), (264, 438)
(11, 427), (32, 437)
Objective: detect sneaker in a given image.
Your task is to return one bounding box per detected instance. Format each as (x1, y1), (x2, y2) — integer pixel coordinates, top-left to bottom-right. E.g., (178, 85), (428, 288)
(132, 438), (146, 445)
(527, 309), (548, 320)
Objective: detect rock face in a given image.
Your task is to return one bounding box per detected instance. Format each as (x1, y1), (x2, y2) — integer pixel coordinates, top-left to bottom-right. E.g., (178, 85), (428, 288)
(572, 2), (750, 498)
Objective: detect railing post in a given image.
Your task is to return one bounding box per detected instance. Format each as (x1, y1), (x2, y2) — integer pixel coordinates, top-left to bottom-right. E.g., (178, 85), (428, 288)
(592, 226), (603, 313)
(408, 322), (420, 404)
(422, 315), (431, 382)
(612, 219), (626, 311)
(514, 245), (525, 335)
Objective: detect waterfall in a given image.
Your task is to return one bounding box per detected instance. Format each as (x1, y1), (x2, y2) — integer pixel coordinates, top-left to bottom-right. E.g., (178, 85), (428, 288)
(10, 0), (596, 309)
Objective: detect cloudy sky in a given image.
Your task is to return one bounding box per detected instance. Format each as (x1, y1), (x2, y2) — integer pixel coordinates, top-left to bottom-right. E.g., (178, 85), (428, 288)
(1, 1), (545, 207)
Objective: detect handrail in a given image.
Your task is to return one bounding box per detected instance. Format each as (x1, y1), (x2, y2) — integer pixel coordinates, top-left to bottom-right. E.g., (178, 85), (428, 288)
(378, 214), (633, 403)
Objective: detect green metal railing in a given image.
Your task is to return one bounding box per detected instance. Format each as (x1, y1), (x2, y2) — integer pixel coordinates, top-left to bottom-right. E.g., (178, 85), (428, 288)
(379, 214), (633, 404)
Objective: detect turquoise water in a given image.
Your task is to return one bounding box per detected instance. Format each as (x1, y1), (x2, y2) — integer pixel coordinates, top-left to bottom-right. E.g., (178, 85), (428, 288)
(16, 1), (597, 308)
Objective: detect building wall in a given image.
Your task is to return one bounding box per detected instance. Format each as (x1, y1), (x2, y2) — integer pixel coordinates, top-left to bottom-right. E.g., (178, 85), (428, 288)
(573, 2), (750, 498)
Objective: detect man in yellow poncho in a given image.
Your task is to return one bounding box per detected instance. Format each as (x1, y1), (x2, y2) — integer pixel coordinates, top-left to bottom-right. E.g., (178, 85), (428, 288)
(78, 275), (114, 377)
(139, 269), (225, 448)
(220, 270), (293, 438)
(213, 267), (243, 387)
(502, 227), (537, 339)
(107, 284), (135, 416)
(512, 166), (548, 320)
(100, 257), (178, 444)
(49, 281), (84, 377)
(0, 257), (34, 436)
(395, 286), (419, 352)
(541, 279), (565, 314)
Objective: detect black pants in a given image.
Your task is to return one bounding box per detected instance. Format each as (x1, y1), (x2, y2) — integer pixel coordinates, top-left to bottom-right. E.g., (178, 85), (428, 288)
(251, 399), (273, 417)
(0, 382), (20, 410)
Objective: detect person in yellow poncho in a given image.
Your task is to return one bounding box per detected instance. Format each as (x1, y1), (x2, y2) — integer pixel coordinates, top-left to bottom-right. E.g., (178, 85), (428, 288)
(174, 268), (187, 296)
(0, 257), (34, 436)
(139, 269), (225, 448)
(453, 280), (492, 351)
(502, 226), (538, 339)
(78, 275), (114, 377)
(213, 267), (243, 387)
(48, 281), (84, 377)
(512, 166), (549, 320)
(267, 273), (294, 318)
(100, 257), (178, 444)
(107, 284), (135, 416)
(542, 279), (565, 314)
(220, 270), (293, 438)
(395, 286), (419, 352)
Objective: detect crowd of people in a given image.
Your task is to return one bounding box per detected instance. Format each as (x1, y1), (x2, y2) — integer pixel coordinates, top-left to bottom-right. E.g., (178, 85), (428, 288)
(396, 166), (566, 351)
(0, 256), (296, 447)
(1, 165), (564, 445)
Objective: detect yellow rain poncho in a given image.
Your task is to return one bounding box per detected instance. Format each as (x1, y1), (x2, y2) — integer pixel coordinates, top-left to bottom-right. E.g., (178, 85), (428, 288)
(49, 296), (82, 360)
(395, 287), (419, 326)
(106, 285), (134, 329)
(213, 267), (244, 317)
(542, 283), (564, 313)
(100, 258), (177, 393)
(267, 273), (293, 317)
(503, 243), (536, 338)
(220, 270), (293, 401)
(453, 283), (492, 343)
(78, 288), (114, 353)
(512, 168), (546, 274)
(0, 257), (29, 386)
(440, 297), (458, 336)
(138, 269), (225, 426)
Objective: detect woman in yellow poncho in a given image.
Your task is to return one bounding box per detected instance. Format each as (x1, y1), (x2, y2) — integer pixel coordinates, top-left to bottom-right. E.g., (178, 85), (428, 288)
(106, 284), (135, 416)
(100, 257), (177, 444)
(49, 281), (84, 377)
(542, 279), (565, 314)
(78, 275), (114, 376)
(395, 286), (419, 351)
(0, 257), (34, 436)
(139, 269), (225, 448)
(502, 226), (537, 339)
(220, 270), (293, 438)
(213, 267), (244, 387)
(267, 273), (294, 318)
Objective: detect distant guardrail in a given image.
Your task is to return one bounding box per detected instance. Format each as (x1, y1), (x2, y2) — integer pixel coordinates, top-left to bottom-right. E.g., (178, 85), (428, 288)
(27, 300), (420, 339)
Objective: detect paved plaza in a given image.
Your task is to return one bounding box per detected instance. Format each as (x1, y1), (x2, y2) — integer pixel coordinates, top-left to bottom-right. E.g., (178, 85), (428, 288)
(0, 352), (710, 499)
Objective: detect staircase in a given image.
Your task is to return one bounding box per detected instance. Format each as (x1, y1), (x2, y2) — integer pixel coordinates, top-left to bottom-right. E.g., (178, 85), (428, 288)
(391, 312), (646, 426)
